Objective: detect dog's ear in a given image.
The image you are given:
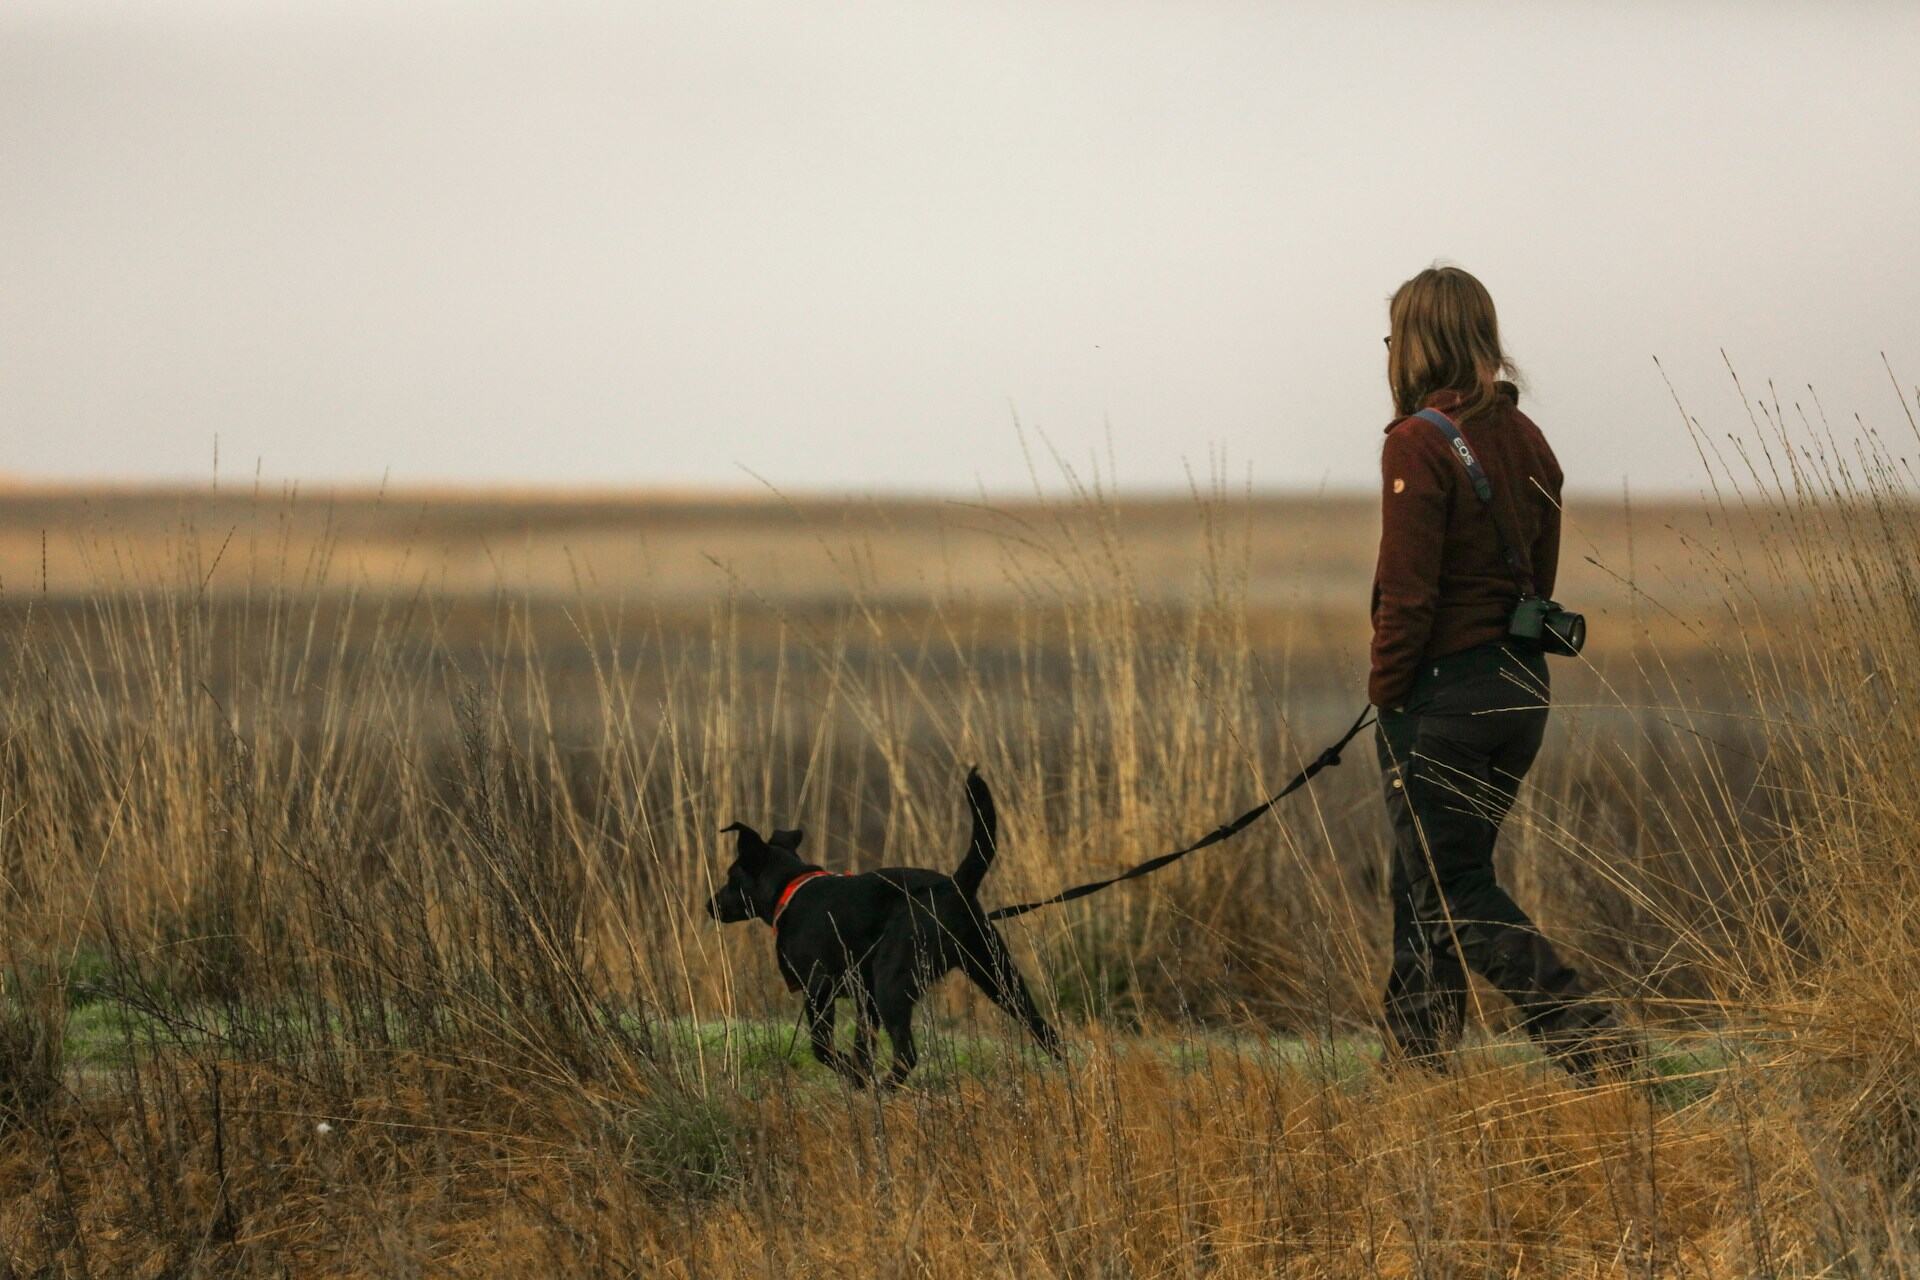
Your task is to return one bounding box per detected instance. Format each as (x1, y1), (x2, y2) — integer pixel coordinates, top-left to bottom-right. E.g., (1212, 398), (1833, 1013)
(769, 827), (805, 852)
(720, 821), (763, 852)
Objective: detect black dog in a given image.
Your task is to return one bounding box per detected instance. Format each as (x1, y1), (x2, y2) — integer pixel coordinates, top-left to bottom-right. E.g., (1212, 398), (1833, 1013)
(705, 769), (1062, 1086)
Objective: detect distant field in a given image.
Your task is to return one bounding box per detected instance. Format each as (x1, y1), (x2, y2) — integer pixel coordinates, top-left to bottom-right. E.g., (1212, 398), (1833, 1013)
(0, 462), (1912, 1275)
(0, 479), (1761, 610)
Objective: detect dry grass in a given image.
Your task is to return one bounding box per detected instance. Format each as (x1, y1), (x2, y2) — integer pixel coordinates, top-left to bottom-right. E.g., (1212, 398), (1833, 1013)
(1, 379), (1918, 1275)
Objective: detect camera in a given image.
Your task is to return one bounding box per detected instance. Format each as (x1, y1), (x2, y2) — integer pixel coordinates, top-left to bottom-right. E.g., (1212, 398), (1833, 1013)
(1508, 596), (1586, 657)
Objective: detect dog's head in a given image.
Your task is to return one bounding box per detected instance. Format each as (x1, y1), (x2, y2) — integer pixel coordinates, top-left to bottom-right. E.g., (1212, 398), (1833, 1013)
(705, 821), (807, 923)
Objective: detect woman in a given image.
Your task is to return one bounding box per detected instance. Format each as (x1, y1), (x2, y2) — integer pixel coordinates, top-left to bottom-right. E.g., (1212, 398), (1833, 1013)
(1369, 265), (1620, 1078)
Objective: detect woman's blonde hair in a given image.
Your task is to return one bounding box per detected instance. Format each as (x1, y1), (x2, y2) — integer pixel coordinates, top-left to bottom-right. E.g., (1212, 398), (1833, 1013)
(1387, 265), (1518, 422)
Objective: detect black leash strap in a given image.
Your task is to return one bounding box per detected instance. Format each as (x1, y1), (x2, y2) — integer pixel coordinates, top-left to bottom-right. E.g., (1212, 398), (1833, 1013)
(987, 705), (1376, 921)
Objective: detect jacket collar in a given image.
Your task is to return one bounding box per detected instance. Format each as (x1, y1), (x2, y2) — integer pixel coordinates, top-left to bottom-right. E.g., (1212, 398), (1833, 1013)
(1385, 381), (1518, 433)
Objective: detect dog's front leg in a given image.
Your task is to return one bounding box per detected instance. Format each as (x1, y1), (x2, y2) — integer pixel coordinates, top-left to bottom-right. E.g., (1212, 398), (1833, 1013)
(849, 986), (880, 1084)
(876, 993), (918, 1088)
(803, 982), (857, 1082)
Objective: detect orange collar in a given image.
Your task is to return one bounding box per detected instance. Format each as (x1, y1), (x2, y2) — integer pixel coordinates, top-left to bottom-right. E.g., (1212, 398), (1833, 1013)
(770, 869), (835, 928)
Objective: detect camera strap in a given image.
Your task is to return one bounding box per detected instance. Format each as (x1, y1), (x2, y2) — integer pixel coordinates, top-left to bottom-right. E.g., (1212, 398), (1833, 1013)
(1412, 408), (1536, 598)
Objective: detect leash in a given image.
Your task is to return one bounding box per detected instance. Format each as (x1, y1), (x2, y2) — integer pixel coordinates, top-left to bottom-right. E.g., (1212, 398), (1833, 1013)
(987, 705), (1376, 921)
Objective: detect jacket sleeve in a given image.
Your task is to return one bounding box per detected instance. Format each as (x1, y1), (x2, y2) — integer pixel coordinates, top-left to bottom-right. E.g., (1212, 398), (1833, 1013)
(1529, 445), (1565, 601)
(1369, 425), (1450, 708)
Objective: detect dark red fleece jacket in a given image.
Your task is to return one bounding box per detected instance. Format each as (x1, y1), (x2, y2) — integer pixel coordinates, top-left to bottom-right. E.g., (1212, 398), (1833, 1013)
(1368, 382), (1563, 709)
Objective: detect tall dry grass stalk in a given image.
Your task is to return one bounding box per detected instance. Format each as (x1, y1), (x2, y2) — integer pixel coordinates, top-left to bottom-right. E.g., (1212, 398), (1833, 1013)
(0, 372), (1916, 1274)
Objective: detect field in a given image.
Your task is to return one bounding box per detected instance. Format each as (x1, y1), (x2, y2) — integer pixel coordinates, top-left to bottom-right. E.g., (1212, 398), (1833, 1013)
(2, 391), (1919, 1276)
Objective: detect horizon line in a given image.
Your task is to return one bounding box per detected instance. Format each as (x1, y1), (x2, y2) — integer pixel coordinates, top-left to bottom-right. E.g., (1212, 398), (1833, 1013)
(0, 474), (1715, 505)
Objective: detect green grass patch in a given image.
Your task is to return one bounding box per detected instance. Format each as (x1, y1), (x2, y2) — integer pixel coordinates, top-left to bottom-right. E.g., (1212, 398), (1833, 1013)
(56, 988), (1730, 1108)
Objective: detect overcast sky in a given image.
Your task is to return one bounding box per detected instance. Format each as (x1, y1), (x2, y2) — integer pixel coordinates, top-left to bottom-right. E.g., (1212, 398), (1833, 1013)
(3, 1), (1915, 495)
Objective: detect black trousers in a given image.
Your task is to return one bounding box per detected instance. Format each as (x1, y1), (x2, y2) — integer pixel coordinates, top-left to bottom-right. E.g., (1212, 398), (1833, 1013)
(1375, 641), (1593, 1062)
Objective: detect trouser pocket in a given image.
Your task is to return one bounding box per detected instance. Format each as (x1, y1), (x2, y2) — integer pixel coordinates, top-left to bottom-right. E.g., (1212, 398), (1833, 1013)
(1400, 641), (1550, 718)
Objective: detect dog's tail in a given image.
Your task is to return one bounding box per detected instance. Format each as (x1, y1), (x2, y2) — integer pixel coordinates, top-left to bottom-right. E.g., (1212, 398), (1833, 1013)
(952, 766), (997, 897)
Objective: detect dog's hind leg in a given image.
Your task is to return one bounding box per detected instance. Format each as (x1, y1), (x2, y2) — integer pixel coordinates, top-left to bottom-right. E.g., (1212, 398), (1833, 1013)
(961, 927), (1064, 1060)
